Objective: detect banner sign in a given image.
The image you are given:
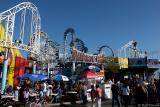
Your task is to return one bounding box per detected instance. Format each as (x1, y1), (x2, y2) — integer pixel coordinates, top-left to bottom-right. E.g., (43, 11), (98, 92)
(72, 48), (105, 63)
(118, 58), (128, 69)
(128, 58), (147, 67)
(147, 59), (160, 68)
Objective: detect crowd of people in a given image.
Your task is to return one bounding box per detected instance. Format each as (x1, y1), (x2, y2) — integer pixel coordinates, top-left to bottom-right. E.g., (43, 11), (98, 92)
(111, 78), (160, 107)
(2, 76), (104, 107)
(1, 76), (160, 107)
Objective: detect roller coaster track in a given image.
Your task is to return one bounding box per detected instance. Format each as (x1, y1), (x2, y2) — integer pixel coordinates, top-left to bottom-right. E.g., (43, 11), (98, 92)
(0, 2), (41, 54)
(118, 40), (146, 58)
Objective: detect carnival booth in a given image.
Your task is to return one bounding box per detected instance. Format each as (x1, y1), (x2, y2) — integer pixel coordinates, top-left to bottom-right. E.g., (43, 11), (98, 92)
(80, 70), (97, 102)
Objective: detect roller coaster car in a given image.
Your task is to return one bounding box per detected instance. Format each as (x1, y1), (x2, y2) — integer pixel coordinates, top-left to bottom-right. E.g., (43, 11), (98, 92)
(15, 40), (22, 44)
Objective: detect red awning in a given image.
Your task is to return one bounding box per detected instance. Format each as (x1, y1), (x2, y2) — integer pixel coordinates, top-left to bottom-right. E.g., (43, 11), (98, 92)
(81, 70), (97, 79)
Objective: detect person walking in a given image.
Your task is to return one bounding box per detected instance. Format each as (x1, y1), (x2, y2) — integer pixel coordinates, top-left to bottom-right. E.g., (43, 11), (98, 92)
(91, 85), (96, 107)
(81, 82), (87, 104)
(55, 84), (62, 103)
(111, 83), (121, 107)
(122, 83), (130, 107)
(95, 84), (102, 107)
(134, 83), (147, 107)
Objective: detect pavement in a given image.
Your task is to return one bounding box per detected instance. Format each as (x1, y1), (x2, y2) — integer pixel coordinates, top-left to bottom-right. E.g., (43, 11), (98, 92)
(16, 99), (160, 107)
(46, 100), (160, 107)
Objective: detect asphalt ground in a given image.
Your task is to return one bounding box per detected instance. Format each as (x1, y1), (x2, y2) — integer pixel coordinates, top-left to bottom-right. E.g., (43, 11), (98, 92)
(18, 99), (160, 107)
(53, 100), (160, 107)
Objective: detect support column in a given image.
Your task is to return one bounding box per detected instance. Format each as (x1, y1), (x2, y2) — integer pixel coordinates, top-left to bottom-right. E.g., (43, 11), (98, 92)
(33, 61), (36, 74)
(143, 71), (146, 80)
(72, 61), (75, 73)
(1, 48), (9, 93)
(47, 63), (50, 77)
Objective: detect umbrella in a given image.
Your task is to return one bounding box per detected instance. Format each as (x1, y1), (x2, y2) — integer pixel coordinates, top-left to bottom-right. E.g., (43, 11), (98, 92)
(54, 75), (69, 81)
(22, 73), (49, 81)
(88, 65), (101, 72)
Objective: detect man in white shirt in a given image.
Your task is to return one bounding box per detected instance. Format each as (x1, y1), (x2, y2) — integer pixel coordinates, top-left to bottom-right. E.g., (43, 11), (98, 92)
(43, 81), (47, 96)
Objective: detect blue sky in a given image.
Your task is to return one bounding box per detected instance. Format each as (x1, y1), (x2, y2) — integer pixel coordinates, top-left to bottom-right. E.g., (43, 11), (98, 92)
(0, 0), (160, 56)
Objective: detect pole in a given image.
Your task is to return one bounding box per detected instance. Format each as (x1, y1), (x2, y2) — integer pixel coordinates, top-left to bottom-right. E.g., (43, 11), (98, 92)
(33, 61), (36, 74)
(1, 48), (9, 93)
(47, 63), (50, 78)
(72, 61), (75, 73)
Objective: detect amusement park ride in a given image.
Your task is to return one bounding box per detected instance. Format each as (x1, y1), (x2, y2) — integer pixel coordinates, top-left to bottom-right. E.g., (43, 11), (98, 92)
(0, 2), (58, 93)
(118, 40), (146, 58)
(63, 28), (88, 61)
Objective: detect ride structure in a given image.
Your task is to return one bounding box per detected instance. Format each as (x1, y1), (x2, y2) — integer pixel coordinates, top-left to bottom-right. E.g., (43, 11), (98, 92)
(64, 28), (76, 61)
(0, 2), (41, 93)
(31, 31), (59, 75)
(118, 40), (146, 58)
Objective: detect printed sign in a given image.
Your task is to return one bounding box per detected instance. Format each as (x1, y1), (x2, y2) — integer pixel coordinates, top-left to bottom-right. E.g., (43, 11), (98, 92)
(147, 59), (160, 68)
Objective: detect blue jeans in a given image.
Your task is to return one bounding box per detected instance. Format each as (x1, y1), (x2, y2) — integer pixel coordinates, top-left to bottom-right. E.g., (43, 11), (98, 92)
(96, 98), (101, 107)
(112, 96), (121, 107)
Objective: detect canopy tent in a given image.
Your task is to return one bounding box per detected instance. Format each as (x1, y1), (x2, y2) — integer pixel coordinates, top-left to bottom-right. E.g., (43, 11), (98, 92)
(80, 70), (97, 79)
(20, 73), (49, 81)
(54, 75), (69, 81)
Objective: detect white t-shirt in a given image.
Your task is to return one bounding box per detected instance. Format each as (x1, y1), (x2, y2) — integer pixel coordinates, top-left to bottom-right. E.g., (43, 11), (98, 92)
(43, 83), (47, 92)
